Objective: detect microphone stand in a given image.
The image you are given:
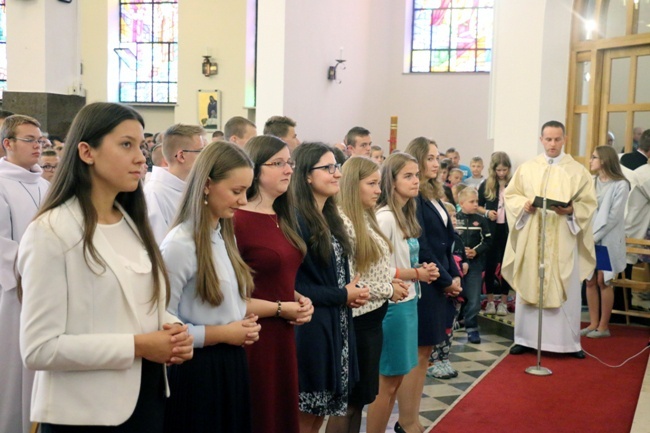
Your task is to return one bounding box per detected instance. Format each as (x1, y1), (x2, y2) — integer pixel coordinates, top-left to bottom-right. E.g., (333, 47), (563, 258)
(525, 159), (553, 377)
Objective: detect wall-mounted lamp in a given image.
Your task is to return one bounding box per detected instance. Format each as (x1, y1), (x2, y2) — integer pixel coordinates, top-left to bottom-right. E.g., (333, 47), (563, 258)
(327, 59), (346, 82)
(328, 47), (346, 83)
(202, 56), (218, 77)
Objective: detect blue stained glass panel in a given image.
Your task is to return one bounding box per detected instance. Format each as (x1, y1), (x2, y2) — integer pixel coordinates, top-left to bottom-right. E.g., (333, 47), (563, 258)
(169, 83), (178, 103)
(137, 82), (152, 102)
(120, 83), (136, 102)
(0, 41), (5, 80)
(168, 44), (178, 81)
(153, 83), (168, 103)
(413, 10), (432, 50)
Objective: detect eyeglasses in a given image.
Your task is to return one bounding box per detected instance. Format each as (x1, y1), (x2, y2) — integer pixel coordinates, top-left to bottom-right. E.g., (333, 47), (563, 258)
(180, 149), (203, 154)
(11, 137), (50, 147)
(40, 164), (58, 172)
(310, 163), (341, 174)
(262, 160), (295, 169)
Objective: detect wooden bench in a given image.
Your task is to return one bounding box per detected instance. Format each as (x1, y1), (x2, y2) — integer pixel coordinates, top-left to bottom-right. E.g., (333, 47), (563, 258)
(610, 238), (650, 325)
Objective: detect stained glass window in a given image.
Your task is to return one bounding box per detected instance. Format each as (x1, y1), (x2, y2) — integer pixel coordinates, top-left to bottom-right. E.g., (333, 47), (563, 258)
(0, 0), (7, 99)
(410, 0), (494, 73)
(118, 0), (178, 103)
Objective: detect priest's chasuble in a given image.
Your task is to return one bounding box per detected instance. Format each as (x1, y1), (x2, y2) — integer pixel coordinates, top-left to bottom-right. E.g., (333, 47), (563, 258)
(503, 153), (597, 308)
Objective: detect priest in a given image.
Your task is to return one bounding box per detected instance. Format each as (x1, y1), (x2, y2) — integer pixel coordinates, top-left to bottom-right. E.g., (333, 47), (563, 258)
(503, 120), (596, 358)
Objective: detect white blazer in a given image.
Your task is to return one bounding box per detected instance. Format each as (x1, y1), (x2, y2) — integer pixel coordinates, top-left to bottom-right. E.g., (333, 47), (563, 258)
(18, 198), (178, 426)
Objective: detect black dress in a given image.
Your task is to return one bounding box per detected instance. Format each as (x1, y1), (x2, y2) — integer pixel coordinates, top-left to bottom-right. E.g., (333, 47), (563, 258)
(294, 217), (358, 416)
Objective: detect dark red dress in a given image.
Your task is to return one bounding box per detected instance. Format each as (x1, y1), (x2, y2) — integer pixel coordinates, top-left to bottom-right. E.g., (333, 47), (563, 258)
(234, 209), (303, 433)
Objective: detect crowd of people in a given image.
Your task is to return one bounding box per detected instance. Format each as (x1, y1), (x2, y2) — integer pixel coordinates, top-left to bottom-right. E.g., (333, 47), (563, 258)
(0, 102), (649, 433)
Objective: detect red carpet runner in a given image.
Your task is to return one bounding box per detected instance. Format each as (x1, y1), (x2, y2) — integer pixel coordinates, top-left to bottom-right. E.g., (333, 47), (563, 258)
(429, 325), (650, 433)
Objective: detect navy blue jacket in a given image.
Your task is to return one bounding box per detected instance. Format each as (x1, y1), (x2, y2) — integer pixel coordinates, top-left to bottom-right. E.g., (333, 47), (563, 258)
(294, 213), (358, 396)
(415, 194), (462, 289)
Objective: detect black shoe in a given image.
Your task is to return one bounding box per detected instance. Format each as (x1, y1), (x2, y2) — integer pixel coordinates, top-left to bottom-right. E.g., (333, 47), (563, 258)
(509, 344), (529, 355)
(394, 421), (406, 433)
(570, 350), (585, 359)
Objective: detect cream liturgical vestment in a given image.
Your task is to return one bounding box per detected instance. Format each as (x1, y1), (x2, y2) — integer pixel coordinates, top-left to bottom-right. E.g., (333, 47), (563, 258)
(503, 153), (596, 353)
(0, 157), (49, 433)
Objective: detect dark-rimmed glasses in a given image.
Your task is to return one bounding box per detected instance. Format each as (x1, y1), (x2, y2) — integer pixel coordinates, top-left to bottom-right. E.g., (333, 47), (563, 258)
(310, 163), (341, 174)
(40, 164), (58, 172)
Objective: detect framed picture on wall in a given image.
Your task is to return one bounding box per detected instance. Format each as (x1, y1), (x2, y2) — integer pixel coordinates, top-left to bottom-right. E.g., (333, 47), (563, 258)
(198, 90), (221, 130)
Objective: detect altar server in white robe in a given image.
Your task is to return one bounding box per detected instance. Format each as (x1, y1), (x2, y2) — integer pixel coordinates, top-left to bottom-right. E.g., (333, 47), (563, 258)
(0, 114), (50, 433)
(145, 124), (206, 244)
(503, 121), (597, 357)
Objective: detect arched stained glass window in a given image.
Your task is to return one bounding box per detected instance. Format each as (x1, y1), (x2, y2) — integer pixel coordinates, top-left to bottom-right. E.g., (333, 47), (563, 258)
(0, 0), (7, 99)
(117, 0), (178, 103)
(409, 0), (494, 73)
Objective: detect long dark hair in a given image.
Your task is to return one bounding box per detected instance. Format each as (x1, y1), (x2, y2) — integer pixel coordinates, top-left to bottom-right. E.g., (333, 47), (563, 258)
(244, 135), (306, 255)
(34, 102), (168, 306)
(290, 142), (351, 264)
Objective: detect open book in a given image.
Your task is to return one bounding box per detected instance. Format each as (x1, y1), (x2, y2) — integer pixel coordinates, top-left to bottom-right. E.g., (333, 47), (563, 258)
(533, 180), (588, 209)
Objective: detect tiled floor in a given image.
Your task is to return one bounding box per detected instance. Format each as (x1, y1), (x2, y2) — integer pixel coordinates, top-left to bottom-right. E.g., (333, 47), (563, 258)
(319, 315), (514, 433)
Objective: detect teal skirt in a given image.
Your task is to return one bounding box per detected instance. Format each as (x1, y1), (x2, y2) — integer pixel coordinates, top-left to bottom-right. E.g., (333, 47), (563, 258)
(379, 297), (418, 376)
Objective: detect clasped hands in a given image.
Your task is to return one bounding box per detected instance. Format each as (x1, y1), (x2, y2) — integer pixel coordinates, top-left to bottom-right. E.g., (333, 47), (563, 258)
(135, 323), (194, 366)
(444, 277), (463, 297)
(346, 274), (370, 308)
(280, 295), (314, 326)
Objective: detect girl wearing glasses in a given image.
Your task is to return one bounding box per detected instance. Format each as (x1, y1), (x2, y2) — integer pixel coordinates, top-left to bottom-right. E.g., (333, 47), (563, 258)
(18, 103), (194, 433)
(160, 141), (262, 433)
(291, 143), (370, 433)
(233, 135), (314, 433)
(582, 145), (630, 338)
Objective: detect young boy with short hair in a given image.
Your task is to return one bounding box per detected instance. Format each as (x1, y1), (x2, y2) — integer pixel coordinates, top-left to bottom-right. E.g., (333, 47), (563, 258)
(455, 188), (492, 344)
(464, 156), (485, 188)
(448, 168), (464, 187)
(370, 145), (385, 165)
